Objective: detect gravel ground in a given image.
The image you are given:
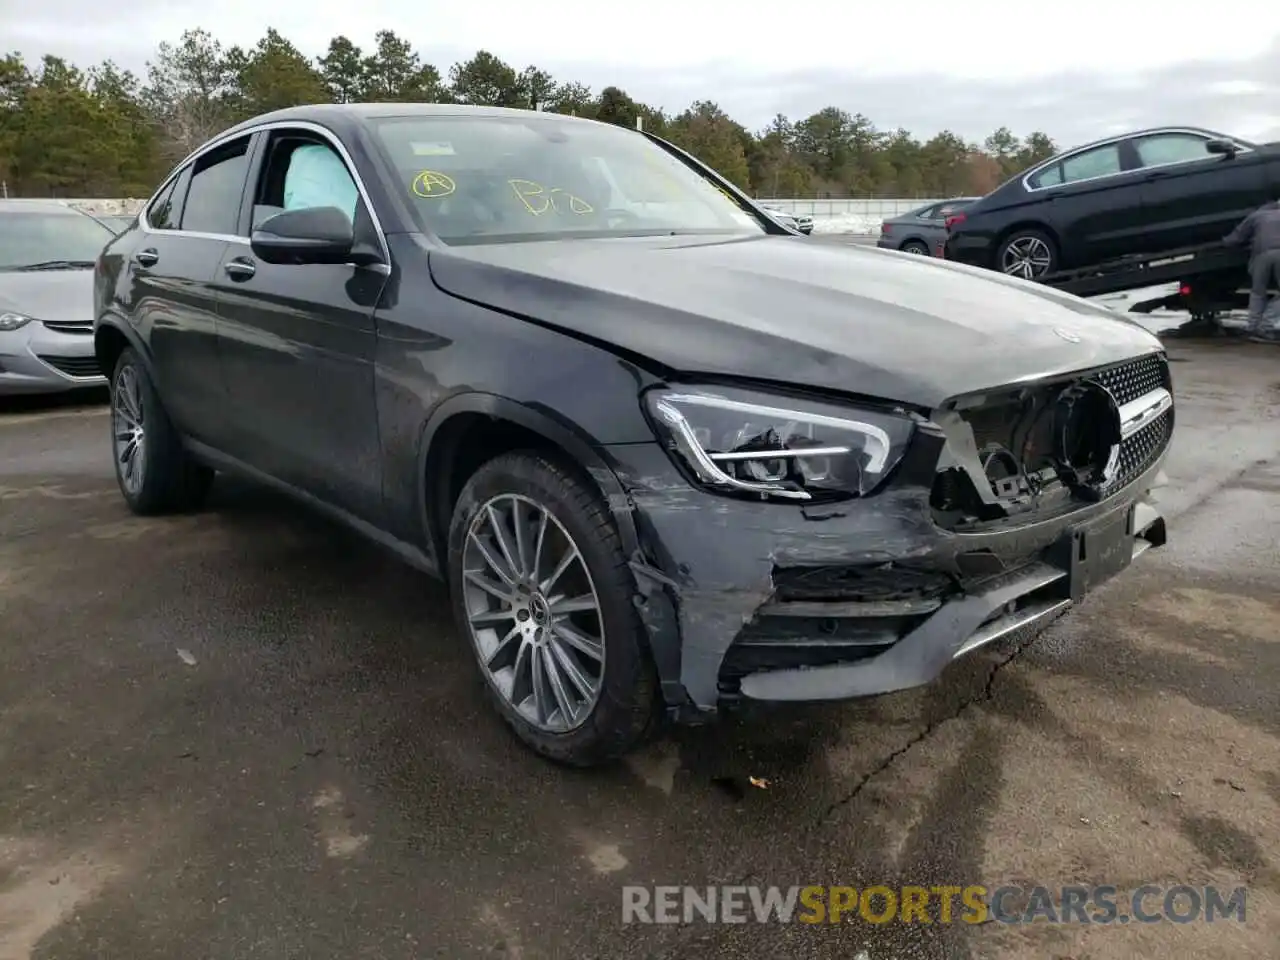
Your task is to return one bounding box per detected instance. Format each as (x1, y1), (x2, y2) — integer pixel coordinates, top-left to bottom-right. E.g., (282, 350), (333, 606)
(2, 339), (1279, 960)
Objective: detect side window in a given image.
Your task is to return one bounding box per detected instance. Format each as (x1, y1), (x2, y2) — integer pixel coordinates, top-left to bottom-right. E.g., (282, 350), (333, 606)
(1029, 164), (1064, 189)
(1060, 144), (1123, 184)
(251, 132), (360, 229)
(147, 178), (179, 230)
(916, 204), (940, 220)
(1133, 133), (1212, 168)
(181, 137), (252, 236)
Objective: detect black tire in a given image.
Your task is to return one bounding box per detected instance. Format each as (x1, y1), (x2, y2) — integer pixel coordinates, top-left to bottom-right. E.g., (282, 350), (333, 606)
(447, 450), (661, 766)
(900, 239), (930, 256)
(109, 348), (213, 515)
(996, 228), (1058, 280)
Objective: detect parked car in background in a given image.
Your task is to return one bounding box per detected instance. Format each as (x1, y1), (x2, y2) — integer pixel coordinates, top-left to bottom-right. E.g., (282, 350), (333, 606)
(877, 198), (978, 255)
(95, 103), (1172, 766)
(0, 199), (113, 394)
(94, 213), (138, 234)
(760, 203), (814, 234)
(944, 126), (1280, 280)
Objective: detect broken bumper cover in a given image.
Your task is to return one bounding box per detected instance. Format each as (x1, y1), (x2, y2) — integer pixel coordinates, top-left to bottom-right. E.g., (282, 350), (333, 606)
(605, 443), (1168, 718)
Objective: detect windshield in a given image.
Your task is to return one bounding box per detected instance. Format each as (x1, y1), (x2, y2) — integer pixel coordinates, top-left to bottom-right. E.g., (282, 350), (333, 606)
(0, 210), (115, 269)
(369, 115), (766, 245)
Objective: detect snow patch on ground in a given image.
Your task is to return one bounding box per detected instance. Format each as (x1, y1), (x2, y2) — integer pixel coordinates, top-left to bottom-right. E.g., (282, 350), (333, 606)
(811, 213), (883, 235)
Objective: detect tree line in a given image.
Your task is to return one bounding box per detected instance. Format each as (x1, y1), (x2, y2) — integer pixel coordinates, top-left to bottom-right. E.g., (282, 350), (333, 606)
(0, 28), (1061, 201)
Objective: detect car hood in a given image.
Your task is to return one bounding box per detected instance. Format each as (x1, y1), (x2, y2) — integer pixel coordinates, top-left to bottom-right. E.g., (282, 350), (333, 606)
(426, 234), (1163, 408)
(0, 269), (94, 324)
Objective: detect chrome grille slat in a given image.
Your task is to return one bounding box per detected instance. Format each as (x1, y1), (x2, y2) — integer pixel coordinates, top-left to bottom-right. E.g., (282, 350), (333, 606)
(1114, 408), (1173, 489)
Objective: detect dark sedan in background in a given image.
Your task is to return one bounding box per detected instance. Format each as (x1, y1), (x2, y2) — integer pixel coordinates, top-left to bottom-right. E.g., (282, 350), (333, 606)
(944, 126), (1280, 280)
(877, 197), (978, 255)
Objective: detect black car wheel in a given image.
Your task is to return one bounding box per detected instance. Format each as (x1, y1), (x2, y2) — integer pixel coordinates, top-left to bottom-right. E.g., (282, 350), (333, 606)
(447, 450), (660, 766)
(997, 229), (1058, 280)
(900, 240), (930, 256)
(109, 348), (213, 515)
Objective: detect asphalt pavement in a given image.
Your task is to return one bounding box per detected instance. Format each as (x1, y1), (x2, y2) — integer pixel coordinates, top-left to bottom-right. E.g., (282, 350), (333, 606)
(2, 341), (1279, 960)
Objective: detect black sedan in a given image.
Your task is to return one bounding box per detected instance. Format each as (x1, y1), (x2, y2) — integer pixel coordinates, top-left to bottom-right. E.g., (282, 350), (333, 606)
(945, 126), (1280, 280)
(94, 103), (1173, 766)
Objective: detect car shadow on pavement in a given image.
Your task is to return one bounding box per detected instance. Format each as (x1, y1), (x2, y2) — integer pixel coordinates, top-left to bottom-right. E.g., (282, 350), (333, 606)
(0, 387), (107, 417)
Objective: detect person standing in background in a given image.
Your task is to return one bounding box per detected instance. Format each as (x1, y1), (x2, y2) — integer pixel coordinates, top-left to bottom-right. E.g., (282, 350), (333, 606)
(1223, 192), (1280, 343)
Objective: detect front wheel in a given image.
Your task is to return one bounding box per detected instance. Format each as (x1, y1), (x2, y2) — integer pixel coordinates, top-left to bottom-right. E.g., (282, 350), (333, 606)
(110, 348), (213, 515)
(447, 451), (661, 766)
(997, 229), (1058, 280)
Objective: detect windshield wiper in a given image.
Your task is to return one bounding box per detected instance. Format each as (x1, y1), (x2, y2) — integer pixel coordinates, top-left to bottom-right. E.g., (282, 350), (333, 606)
(15, 259), (96, 271)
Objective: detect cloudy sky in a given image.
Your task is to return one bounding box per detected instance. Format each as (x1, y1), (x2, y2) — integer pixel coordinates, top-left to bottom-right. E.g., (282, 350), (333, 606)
(4, 0), (1279, 148)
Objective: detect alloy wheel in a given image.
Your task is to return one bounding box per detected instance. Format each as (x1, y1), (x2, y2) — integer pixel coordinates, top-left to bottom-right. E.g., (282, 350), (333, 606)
(461, 493), (606, 733)
(1001, 236), (1053, 279)
(112, 365), (147, 495)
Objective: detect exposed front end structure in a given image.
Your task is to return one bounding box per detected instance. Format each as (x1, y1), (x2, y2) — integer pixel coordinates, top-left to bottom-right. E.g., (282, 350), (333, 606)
(614, 351), (1174, 715)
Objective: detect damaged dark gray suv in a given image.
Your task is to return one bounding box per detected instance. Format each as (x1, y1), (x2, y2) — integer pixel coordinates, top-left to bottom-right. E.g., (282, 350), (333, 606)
(94, 104), (1173, 765)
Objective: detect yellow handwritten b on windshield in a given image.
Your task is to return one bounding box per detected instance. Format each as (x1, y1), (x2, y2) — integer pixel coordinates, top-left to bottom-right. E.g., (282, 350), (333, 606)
(412, 170), (456, 198)
(509, 179), (551, 215)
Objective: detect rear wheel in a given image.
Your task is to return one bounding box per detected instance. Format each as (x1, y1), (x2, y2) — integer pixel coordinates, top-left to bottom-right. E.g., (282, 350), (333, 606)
(110, 348), (213, 515)
(447, 451), (660, 766)
(900, 240), (930, 256)
(998, 229), (1057, 280)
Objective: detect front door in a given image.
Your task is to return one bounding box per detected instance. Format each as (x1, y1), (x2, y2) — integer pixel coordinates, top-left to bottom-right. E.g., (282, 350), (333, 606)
(1133, 132), (1268, 251)
(212, 128), (390, 524)
(1033, 141), (1148, 267)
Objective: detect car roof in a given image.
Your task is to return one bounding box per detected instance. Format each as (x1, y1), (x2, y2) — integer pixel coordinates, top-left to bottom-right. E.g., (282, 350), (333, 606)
(0, 199), (87, 216)
(1046, 125), (1245, 159)
(218, 102), (611, 140)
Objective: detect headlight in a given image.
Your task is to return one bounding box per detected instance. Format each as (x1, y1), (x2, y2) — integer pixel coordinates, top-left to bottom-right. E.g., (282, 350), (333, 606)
(644, 385), (915, 502)
(0, 312), (34, 332)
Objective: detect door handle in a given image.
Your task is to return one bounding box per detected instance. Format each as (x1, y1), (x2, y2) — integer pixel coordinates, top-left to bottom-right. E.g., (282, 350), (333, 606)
(133, 248), (159, 268)
(223, 258), (256, 280)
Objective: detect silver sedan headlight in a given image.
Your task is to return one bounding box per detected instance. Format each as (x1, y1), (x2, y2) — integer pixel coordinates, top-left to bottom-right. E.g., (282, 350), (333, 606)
(644, 385), (915, 502)
(0, 311), (35, 332)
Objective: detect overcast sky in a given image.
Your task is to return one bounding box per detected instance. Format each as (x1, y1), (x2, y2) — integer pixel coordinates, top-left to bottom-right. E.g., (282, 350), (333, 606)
(4, 0), (1279, 148)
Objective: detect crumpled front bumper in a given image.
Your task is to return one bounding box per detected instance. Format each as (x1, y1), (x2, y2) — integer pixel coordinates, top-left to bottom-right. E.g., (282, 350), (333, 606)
(604, 441), (1169, 721)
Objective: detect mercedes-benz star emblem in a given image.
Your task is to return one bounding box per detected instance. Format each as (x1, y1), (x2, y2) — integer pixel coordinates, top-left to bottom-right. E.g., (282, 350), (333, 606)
(1052, 326), (1082, 343)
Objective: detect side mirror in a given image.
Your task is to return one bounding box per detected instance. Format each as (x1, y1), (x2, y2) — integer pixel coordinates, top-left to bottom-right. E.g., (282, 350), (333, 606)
(251, 206), (360, 265)
(1205, 138), (1237, 157)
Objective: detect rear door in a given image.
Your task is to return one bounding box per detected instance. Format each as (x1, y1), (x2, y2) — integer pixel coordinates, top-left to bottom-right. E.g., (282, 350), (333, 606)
(211, 125), (389, 523)
(125, 136), (254, 447)
(1029, 141), (1148, 266)
(1133, 131), (1268, 250)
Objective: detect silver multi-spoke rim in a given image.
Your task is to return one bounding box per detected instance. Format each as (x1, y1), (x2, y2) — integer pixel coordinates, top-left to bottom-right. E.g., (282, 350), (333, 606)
(1001, 236), (1052, 279)
(112, 366), (146, 495)
(462, 494), (606, 733)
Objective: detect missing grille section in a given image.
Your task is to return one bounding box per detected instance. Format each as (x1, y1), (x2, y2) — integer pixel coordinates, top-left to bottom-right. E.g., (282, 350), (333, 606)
(931, 353), (1172, 528)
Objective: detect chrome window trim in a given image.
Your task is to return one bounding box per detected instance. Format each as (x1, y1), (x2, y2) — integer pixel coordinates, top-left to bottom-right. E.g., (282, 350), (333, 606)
(1020, 127), (1254, 194)
(138, 119), (392, 267)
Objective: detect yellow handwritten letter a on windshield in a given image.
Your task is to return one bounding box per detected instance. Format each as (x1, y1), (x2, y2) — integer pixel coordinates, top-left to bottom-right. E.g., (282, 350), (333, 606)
(509, 179), (552, 215)
(412, 170), (456, 198)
